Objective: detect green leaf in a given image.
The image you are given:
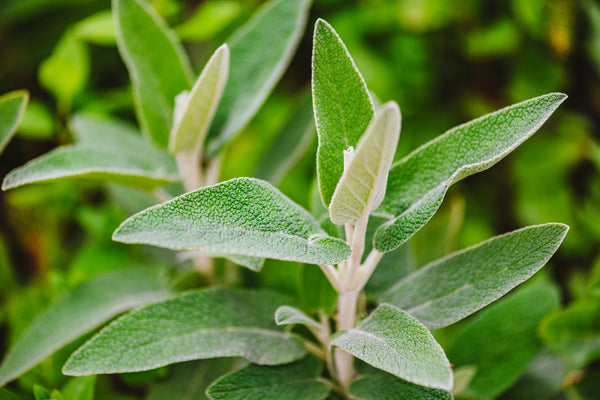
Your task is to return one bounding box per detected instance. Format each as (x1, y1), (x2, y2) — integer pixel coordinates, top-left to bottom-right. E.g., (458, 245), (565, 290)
(312, 19), (375, 206)
(330, 304), (452, 391)
(61, 376), (96, 400)
(114, 0), (193, 148)
(275, 306), (321, 330)
(206, 355), (330, 400)
(0, 266), (170, 386)
(175, 1), (242, 41)
(2, 114), (179, 190)
(349, 373), (453, 400)
(113, 177), (351, 265)
(0, 90), (28, 155)
(380, 223), (568, 329)
(179, 250), (265, 272)
(205, 0), (311, 156)
(74, 11), (115, 46)
(329, 102), (400, 225)
(169, 44), (229, 155)
(298, 264), (338, 315)
(374, 93), (567, 252)
(447, 279), (560, 399)
(63, 288), (306, 375)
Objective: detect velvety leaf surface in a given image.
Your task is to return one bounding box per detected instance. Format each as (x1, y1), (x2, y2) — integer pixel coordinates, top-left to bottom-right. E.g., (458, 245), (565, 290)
(0, 266), (171, 386)
(350, 372), (453, 400)
(330, 304), (452, 391)
(114, 0), (193, 148)
(63, 288), (306, 375)
(113, 177), (351, 264)
(374, 93), (567, 252)
(312, 19), (375, 206)
(205, 0), (311, 156)
(447, 279), (560, 399)
(0, 91), (28, 155)
(206, 355), (329, 400)
(2, 114), (179, 190)
(329, 102), (400, 225)
(380, 223), (568, 329)
(275, 306), (321, 329)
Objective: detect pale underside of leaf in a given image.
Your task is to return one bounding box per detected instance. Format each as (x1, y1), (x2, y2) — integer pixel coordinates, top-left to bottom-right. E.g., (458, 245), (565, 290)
(275, 305), (321, 329)
(0, 90), (28, 155)
(178, 249), (265, 272)
(329, 101), (400, 225)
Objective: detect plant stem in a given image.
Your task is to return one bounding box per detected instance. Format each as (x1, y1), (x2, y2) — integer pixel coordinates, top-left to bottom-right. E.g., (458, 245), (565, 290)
(176, 150), (203, 192)
(335, 290), (358, 388)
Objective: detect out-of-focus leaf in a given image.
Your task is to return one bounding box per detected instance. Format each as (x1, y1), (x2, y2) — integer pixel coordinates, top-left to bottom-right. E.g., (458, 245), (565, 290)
(74, 11), (115, 46)
(298, 264), (338, 315)
(175, 1), (242, 41)
(464, 19), (521, 59)
(0, 90), (28, 155)
(61, 376), (95, 400)
(17, 100), (54, 140)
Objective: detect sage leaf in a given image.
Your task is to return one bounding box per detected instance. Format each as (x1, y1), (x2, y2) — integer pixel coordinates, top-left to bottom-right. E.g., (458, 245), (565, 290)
(114, 0), (193, 148)
(380, 223), (568, 329)
(61, 376), (95, 400)
(312, 19), (375, 206)
(179, 250), (265, 272)
(0, 90), (28, 155)
(113, 177), (351, 264)
(330, 304), (452, 391)
(350, 373), (453, 400)
(298, 264), (338, 315)
(374, 93), (567, 252)
(329, 102), (400, 225)
(1, 114), (179, 191)
(0, 266), (171, 386)
(63, 288), (306, 375)
(205, 0), (311, 156)
(447, 279), (559, 399)
(275, 306), (321, 330)
(206, 355), (330, 400)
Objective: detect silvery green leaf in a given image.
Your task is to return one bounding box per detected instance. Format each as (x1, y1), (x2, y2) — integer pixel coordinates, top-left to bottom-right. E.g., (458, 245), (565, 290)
(349, 373), (453, 400)
(374, 93), (567, 252)
(329, 102), (400, 225)
(0, 266), (171, 387)
(312, 19), (375, 206)
(275, 306), (321, 329)
(0, 90), (28, 155)
(169, 44), (229, 155)
(113, 177), (351, 265)
(380, 223), (568, 329)
(2, 114), (179, 190)
(207, 355), (329, 400)
(205, 0), (311, 156)
(330, 304), (452, 391)
(114, 0), (193, 148)
(63, 288), (306, 375)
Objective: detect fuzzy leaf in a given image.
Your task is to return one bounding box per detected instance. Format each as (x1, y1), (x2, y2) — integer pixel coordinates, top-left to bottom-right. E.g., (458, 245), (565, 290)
(329, 102), (400, 225)
(0, 266), (171, 386)
(113, 177), (351, 264)
(374, 93), (567, 252)
(114, 0), (193, 148)
(207, 355), (329, 400)
(0, 91), (28, 155)
(2, 114), (179, 190)
(205, 0), (311, 156)
(350, 373), (453, 400)
(312, 19), (375, 206)
(275, 306), (321, 329)
(63, 288), (306, 375)
(330, 304), (452, 391)
(380, 223), (568, 329)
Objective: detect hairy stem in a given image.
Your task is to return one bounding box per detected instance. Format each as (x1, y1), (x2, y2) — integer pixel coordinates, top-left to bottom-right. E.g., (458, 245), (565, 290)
(335, 290), (359, 387)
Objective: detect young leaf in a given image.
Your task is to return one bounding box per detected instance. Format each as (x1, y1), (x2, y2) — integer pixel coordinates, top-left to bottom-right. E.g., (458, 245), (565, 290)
(2, 114), (179, 190)
(380, 223), (568, 329)
(63, 288), (306, 375)
(0, 266), (170, 386)
(312, 19), (375, 206)
(0, 90), (28, 155)
(207, 355), (330, 400)
(329, 102), (401, 225)
(275, 305), (321, 330)
(205, 0), (311, 156)
(169, 44), (229, 155)
(374, 93), (567, 252)
(113, 0), (193, 148)
(330, 304), (453, 391)
(113, 177), (351, 265)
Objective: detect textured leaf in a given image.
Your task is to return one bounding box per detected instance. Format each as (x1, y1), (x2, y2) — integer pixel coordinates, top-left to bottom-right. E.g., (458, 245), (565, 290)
(63, 288), (306, 375)
(113, 177), (351, 264)
(374, 93), (567, 252)
(0, 266), (171, 386)
(275, 306), (321, 329)
(330, 304), (452, 391)
(312, 19), (375, 206)
(329, 102), (400, 225)
(169, 44), (229, 154)
(2, 114), (179, 190)
(0, 91), (28, 155)
(380, 223), (568, 329)
(350, 372), (453, 400)
(61, 376), (95, 400)
(205, 0), (311, 156)
(114, 0), (193, 148)
(207, 355), (329, 400)
(447, 279), (560, 398)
